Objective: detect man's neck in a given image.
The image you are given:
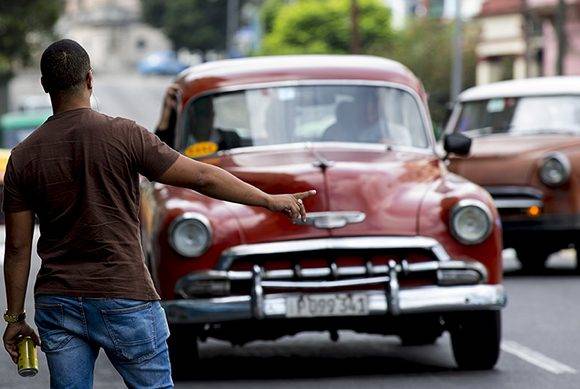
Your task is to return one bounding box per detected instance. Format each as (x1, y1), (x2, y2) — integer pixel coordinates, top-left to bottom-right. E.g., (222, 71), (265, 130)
(50, 94), (91, 115)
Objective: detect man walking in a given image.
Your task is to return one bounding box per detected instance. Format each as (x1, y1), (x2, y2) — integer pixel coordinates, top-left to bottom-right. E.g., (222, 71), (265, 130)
(2, 39), (314, 388)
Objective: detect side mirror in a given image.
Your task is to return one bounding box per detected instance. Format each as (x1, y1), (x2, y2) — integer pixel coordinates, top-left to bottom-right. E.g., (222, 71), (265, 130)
(443, 133), (471, 157)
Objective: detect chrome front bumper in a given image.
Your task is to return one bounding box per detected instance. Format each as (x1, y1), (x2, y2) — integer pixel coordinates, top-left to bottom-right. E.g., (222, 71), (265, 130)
(163, 284), (506, 324)
(163, 244), (506, 324)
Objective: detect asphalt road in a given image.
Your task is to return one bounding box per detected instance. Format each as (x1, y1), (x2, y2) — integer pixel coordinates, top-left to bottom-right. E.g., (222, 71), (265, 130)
(2, 72), (580, 388)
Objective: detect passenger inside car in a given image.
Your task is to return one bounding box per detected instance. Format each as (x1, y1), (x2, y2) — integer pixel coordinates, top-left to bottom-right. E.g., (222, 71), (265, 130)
(321, 101), (358, 142)
(322, 90), (388, 143)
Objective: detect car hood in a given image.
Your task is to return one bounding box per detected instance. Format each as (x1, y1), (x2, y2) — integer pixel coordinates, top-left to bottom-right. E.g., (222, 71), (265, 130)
(449, 134), (580, 186)
(206, 144), (442, 242)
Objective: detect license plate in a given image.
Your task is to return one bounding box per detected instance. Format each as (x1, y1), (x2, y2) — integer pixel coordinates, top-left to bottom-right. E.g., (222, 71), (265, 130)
(286, 293), (369, 318)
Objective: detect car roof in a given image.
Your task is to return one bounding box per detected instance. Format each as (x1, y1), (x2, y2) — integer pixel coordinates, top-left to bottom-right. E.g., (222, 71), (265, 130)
(175, 55), (425, 101)
(459, 76), (580, 102)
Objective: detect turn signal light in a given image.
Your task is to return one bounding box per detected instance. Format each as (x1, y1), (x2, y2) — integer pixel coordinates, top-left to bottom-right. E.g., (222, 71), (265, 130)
(527, 205), (541, 218)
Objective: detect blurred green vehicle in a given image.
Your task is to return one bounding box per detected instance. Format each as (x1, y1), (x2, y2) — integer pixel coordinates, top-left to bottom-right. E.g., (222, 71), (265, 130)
(0, 109), (50, 150)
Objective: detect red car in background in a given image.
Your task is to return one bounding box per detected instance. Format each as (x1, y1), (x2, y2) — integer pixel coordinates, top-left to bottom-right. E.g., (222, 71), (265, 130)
(139, 55), (506, 376)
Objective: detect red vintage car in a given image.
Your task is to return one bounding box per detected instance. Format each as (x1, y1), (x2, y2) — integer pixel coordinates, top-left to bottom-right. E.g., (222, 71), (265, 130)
(139, 55), (506, 375)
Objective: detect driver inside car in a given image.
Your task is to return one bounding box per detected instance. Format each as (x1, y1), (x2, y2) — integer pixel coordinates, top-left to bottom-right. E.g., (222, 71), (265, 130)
(189, 96), (242, 151)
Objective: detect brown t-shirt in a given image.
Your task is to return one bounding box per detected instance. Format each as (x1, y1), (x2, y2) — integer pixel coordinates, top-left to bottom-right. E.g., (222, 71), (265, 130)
(2, 108), (180, 300)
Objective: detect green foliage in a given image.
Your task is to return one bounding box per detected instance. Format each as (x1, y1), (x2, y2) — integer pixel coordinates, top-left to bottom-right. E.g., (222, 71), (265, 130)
(141, 0), (251, 56)
(0, 0), (62, 76)
(261, 0), (394, 55)
(162, 0), (228, 54)
(261, 0), (287, 34)
(378, 19), (477, 132)
(140, 0), (166, 28)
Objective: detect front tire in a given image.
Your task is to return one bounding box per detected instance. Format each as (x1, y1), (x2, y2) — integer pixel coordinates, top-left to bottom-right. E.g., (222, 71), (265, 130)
(450, 311), (501, 370)
(168, 324), (200, 379)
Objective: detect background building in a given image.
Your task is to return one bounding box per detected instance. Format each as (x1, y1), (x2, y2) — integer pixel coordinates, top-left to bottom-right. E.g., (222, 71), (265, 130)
(56, 0), (171, 73)
(476, 0), (580, 84)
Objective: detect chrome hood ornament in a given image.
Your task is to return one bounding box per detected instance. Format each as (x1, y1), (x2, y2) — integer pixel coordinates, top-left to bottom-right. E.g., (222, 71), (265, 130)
(294, 211), (366, 229)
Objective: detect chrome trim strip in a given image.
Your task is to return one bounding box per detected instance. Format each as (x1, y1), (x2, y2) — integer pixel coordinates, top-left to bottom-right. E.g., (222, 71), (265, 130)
(163, 296), (251, 323)
(178, 79), (436, 154)
(162, 284), (506, 324)
(431, 243), (451, 261)
(174, 259), (489, 298)
(176, 261), (487, 283)
(293, 211), (366, 229)
(218, 141), (435, 158)
(387, 260), (400, 315)
(494, 198), (543, 209)
(485, 186), (543, 199)
(251, 265), (264, 319)
(449, 199), (493, 245)
(261, 276), (390, 290)
(217, 236), (449, 270)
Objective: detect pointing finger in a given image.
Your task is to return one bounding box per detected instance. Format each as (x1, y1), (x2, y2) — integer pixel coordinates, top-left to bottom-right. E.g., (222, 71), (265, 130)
(294, 190), (317, 200)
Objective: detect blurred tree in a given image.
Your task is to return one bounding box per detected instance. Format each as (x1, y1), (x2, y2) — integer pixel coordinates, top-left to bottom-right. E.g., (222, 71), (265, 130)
(260, 0), (394, 55)
(142, 0), (228, 60)
(378, 19), (477, 135)
(140, 0), (166, 28)
(142, 0), (254, 61)
(260, 0), (287, 34)
(0, 0), (61, 114)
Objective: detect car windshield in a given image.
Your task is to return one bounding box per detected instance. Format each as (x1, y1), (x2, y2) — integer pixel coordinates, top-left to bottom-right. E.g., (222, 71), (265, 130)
(453, 95), (580, 136)
(180, 85), (429, 153)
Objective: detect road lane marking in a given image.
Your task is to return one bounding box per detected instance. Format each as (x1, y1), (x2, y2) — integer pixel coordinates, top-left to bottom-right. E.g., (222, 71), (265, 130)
(502, 340), (577, 374)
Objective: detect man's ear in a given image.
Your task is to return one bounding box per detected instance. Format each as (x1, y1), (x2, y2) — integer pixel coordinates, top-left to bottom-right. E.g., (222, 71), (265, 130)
(40, 77), (49, 93)
(86, 70), (93, 91)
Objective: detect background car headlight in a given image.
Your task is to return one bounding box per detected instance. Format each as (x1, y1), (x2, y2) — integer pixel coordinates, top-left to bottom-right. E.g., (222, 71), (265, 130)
(450, 200), (492, 245)
(539, 153), (570, 187)
(169, 213), (212, 257)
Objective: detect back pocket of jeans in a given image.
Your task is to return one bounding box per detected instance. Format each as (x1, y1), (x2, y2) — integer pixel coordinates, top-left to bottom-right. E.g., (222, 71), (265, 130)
(101, 302), (156, 363)
(34, 303), (72, 352)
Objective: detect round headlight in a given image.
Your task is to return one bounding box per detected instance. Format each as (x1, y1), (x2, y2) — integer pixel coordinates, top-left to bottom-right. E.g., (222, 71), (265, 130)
(539, 153), (570, 187)
(169, 213), (212, 257)
(450, 200), (492, 245)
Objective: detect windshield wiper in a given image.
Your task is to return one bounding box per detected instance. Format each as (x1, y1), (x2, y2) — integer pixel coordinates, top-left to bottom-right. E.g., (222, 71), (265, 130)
(510, 127), (580, 136)
(463, 125), (512, 137)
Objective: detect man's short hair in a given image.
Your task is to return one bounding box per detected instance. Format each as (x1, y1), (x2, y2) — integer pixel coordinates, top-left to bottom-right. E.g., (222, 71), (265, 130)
(40, 39), (91, 94)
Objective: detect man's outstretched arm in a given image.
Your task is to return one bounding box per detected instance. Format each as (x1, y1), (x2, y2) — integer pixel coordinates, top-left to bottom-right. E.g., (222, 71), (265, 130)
(159, 155), (316, 221)
(3, 210), (40, 363)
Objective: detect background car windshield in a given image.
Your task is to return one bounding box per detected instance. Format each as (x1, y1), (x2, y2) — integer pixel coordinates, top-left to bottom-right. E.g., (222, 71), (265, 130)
(454, 95), (580, 136)
(180, 85), (429, 152)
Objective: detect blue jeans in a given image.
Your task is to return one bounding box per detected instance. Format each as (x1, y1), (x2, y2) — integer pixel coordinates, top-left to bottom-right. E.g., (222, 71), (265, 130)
(34, 295), (173, 389)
